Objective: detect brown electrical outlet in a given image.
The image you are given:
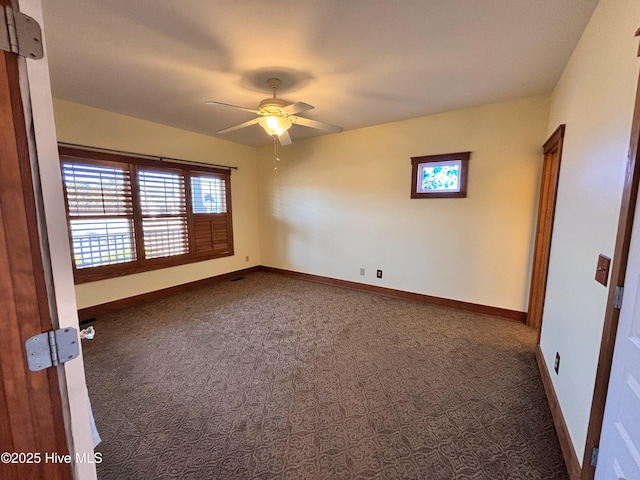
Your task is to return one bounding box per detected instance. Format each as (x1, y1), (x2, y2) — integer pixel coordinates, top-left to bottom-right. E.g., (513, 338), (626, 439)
(595, 254), (611, 286)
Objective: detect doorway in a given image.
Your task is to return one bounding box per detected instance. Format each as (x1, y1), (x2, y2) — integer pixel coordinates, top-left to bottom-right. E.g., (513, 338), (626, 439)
(1, 1), (96, 478)
(527, 125), (565, 332)
(0, 20), (70, 480)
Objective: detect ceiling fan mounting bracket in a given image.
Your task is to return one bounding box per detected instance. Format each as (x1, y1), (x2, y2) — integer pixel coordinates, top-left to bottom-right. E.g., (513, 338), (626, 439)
(266, 77), (283, 90)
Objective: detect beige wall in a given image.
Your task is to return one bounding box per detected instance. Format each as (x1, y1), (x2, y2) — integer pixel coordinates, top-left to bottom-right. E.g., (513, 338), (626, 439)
(57, 96), (550, 313)
(257, 96), (550, 312)
(541, 0), (640, 464)
(53, 100), (261, 309)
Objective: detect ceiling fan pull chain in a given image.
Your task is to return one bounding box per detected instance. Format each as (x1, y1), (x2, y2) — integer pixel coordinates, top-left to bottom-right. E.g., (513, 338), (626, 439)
(273, 136), (280, 171)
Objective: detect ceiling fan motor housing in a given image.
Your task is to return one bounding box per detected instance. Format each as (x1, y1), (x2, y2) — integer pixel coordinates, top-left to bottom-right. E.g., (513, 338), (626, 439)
(258, 97), (289, 115)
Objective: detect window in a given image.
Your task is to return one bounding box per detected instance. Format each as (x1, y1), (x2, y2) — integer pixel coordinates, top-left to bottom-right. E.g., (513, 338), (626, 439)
(138, 169), (188, 259)
(410, 152), (470, 199)
(60, 147), (233, 283)
(62, 161), (136, 269)
(190, 173), (232, 257)
(191, 175), (227, 214)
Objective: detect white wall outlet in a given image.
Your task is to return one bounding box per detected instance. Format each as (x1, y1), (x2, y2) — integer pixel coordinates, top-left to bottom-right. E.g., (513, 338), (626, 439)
(245, 256), (249, 262)
(360, 268), (365, 276)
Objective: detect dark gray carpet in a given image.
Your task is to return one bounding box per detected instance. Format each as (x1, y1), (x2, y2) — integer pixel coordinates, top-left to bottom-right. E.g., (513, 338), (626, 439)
(83, 271), (568, 479)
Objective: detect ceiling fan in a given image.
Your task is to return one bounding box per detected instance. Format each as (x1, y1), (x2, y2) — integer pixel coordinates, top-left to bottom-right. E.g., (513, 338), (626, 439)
(206, 78), (343, 145)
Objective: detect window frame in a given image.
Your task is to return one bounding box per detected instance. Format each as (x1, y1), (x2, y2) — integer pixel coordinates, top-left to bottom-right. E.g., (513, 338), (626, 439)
(410, 151), (471, 199)
(59, 147), (234, 284)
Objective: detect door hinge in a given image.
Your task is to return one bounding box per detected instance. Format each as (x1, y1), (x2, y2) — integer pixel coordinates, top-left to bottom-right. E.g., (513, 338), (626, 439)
(614, 285), (625, 309)
(0, 6), (43, 59)
(25, 328), (79, 371)
(590, 446), (599, 467)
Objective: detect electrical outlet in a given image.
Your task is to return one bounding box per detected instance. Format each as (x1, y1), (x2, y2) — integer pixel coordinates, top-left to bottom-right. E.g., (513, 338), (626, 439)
(360, 268), (365, 276)
(245, 255), (249, 262)
(376, 269), (383, 279)
(554, 352), (560, 374)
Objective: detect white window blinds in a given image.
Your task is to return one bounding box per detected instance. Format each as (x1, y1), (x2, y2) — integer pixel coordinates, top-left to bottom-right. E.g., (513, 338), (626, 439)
(62, 162), (136, 268)
(138, 170), (189, 259)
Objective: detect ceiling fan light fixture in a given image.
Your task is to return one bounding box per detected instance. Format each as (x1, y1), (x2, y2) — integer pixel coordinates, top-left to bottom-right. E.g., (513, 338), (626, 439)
(259, 115), (291, 137)
(208, 77), (342, 143)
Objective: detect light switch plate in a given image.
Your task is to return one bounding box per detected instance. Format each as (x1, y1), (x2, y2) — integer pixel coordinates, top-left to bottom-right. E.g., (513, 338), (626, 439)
(595, 254), (611, 287)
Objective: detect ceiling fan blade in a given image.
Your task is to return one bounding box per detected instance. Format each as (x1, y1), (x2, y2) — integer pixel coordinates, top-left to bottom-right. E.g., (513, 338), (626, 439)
(278, 130), (292, 146)
(216, 117), (260, 134)
(205, 101), (260, 115)
(280, 102), (314, 115)
(290, 116), (343, 134)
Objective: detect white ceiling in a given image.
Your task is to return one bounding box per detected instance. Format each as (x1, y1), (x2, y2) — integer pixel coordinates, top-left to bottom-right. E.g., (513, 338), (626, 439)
(41, 0), (598, 147)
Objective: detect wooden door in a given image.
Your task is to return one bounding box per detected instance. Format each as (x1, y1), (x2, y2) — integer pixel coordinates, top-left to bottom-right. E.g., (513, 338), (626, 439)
(527, 125), (565, 331)
(0, 5), (72, 479)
